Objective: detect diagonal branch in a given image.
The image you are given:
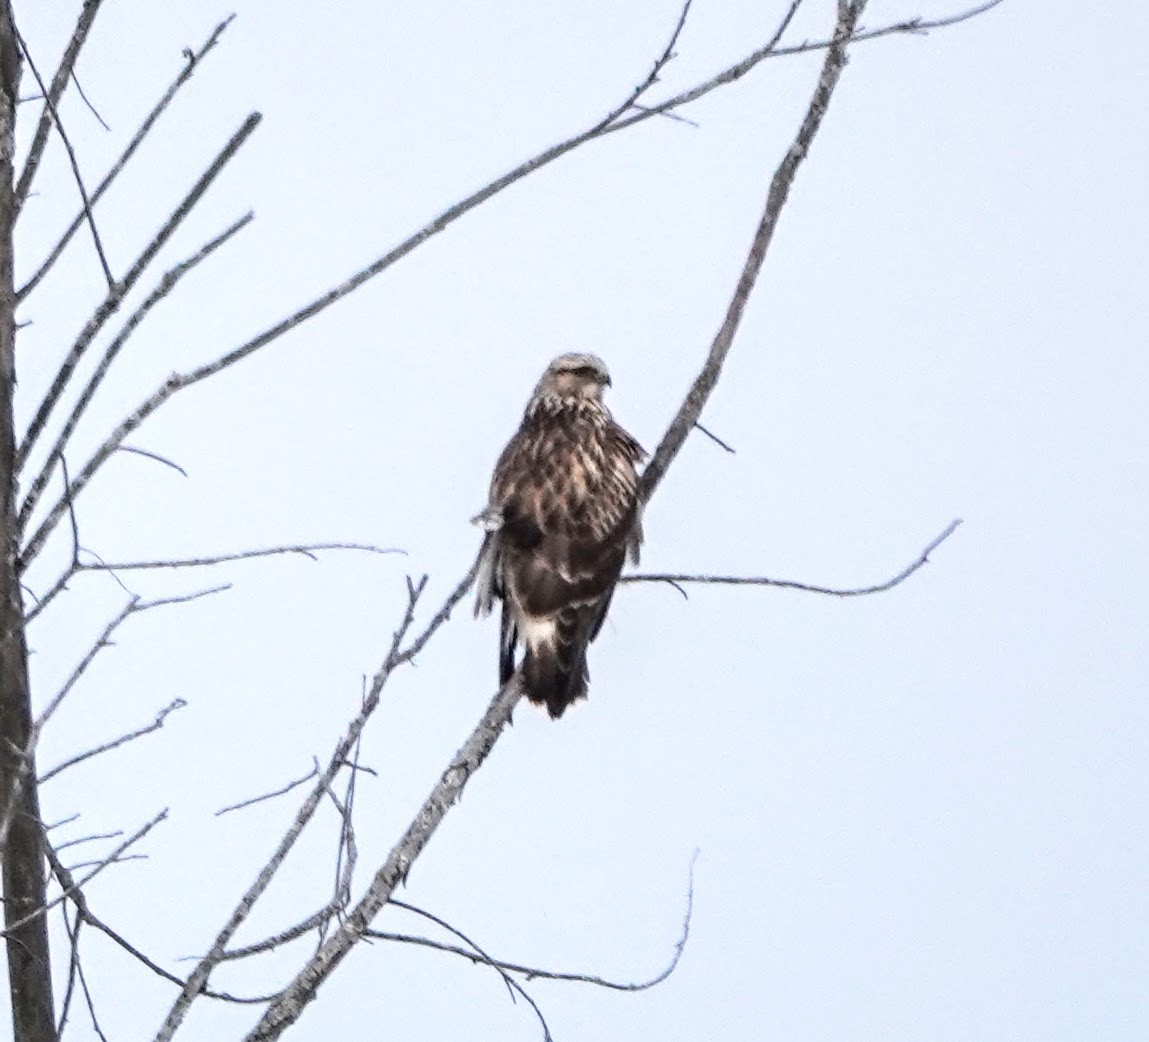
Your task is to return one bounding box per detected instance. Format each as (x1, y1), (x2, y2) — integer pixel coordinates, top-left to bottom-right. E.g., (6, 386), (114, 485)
(18, 15), (235, 301)
(39, 697), (187, 784)
(15, 112), (261, 487)
(639, 1), (866, 503)
(19, 213), (253, 529)
(14, 26), (113, 287)
(12, 0), (104, 213)
(2, 810), (167, 936)
(153, 566), (479, 1041)
(243, 678), (524, 1041)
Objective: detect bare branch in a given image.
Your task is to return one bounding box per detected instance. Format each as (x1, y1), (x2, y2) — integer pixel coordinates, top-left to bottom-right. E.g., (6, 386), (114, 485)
(243, 677), (523, 1039)
(75, 950), (109, 1042)
(379, 851), (696, 994)
(54, 830), (123, 853)
(24, 536), (387, 626)
(693, 421), (736, 454)
(15, 112), (262, 490)
(19, 213), (252, 526)
(606, 0), (1007, 138)
(216, 759), (320, 818)
(43, 843), (277, 1005)
(14, 27), (114, 287)
(12, 0), (105, 213)
(220, 903), (340, 963)
(3, 810), (167, 936)
(115, 444), (188, 476)
(623, 519), (963, 598)
(70, 69), (109, 131)
(31, 600), (135, 741)
(18, 15), (236, 301)
(153, 565), (479, 1041)
(639, 1), (866, 503)
(383, 898), (551, 1039)
(40, 697), (188, 784)
(56, 906), (82, 1038)
(86, 542), (404, 573)
(30, 585), (222, 750)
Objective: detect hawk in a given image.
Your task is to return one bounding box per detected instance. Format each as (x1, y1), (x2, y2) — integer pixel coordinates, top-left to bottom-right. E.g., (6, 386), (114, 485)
(474, 353), (645, 718)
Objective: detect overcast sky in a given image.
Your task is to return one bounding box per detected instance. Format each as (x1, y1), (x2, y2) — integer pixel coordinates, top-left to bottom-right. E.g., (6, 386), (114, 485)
(8, 0), (1148, 1039)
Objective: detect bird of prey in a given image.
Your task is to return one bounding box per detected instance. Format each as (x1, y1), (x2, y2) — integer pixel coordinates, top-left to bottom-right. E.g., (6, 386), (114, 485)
(474, 353), (645, 718)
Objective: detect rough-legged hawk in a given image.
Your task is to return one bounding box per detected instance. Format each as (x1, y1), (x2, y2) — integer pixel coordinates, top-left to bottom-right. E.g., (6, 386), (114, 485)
(474, 353), (645, 718)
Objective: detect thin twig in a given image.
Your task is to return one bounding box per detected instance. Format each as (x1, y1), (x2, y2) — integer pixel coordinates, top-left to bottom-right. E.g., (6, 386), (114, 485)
(40, 698), (188, 784)
(12, 0), (105, 214)
(242, 677), (524, 1040)
(373, 851), (696, 994)
(18, 14), (236, 301)
(385, 899), (551, 1039)
(216, 760), (320, 817)
(54, 830), (123, 852)
(24, 536), (390, 625)
(75, 951), (109, 1042)
(623, 519), (963, 598)
(56, 905), (82, 1037)
(115, 444), (188, 477)
(606, 0), (1007, 138)
(14, 26), (115, 287)
(86, 543), (404, 573)
(693, 422), (735, 454)
(70, 70), (110, 130)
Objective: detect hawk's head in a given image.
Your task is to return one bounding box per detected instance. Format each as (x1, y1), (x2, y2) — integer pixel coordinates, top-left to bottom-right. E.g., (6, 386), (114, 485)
(532, 353), (612, 405)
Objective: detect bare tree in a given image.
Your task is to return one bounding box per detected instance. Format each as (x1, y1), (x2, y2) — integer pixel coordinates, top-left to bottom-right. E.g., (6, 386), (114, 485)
(0, 1), (1002, 1039)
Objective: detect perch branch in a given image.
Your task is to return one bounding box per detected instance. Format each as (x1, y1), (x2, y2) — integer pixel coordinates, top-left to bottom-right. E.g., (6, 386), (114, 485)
(639, 1), (866, 502)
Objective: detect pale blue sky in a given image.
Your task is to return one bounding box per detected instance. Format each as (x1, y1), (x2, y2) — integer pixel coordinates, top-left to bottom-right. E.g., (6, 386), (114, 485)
(9, 1), (1148, 1039)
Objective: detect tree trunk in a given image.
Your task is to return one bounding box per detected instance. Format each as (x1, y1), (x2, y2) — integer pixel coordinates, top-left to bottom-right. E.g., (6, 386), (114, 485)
(0, 6), (58, 1040)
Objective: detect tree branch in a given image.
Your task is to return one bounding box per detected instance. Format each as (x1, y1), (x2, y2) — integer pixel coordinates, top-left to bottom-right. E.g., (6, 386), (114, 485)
(153, 566), (479, 1041)
(12, 0), (104, 214)
(622, 519), (963, 597)
(640, 1), (866, 502)
(17, 14), (235, 301)
(18, 213), (253, 528)
(14, 112), (261, 492)
(14, 25), (113, 287)
(39, 697), (187, 784)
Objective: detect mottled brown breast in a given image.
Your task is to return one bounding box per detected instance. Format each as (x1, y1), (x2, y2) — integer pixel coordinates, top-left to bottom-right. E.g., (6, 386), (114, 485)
(491, 397), (644, 614)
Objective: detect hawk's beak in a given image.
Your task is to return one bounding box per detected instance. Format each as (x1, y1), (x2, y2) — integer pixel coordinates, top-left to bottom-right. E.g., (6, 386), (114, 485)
(603, 374), (612, 387)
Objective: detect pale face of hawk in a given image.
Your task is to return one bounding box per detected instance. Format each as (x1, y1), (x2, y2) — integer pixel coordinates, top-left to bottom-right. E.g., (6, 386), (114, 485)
(531, 352), (612, 405)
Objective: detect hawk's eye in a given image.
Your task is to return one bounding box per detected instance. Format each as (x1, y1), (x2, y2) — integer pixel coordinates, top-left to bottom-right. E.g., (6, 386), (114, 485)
(571, 366), (600, 380)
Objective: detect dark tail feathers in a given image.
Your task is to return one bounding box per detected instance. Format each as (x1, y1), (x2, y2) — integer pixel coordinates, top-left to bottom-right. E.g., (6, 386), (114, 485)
(522, 642), (589, 719)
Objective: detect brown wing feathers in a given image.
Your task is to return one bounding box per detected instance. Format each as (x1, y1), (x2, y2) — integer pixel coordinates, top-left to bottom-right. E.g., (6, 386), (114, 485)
(476, 355), (643, 718)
